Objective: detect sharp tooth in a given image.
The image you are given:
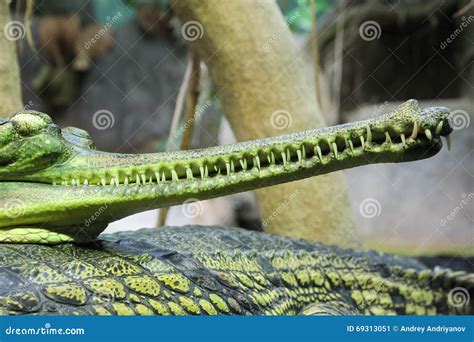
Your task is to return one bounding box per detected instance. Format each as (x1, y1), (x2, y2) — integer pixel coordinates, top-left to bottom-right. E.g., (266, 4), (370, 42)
(136, 174), (141, 185)
(83, 179), (89, 186)
(331, 142), (338, 159)
(254, 156), (261, 169)
(186, 168), (194, 180)
(267, 154), (272, 164)
(297, 149), (302, 163)
(161, 172), (166, 182)
(301, 145), (306, 159)
(71, 179), (77, 186)
(155, 172), (160, 183)
(141, 174), (147, 184)
(348, 140), (354, 153)
(204, 165), (209, 177)
(270, 151), (275, 164)
(171, 170), (179, 181)
(444, 135), (452, 151)
(124, 177), (129, 185)
(226, 162), (231, 175)
(149, 176), (153, 184)
(366, 126), (372, 143)
(400, 133), (406, 147)
(109, 178), (115, 186)
(424, 129), (432, 141)
(100, 178), (106, 187)
(199, 166), (205, 179)
(281, 152), (287, 166)
(360, 136), (365, 149)
(230, 160), (235, 172)
(436, 121), (443, 135)
(385, 132), (392, 144)
(115, 177), (120, 186)
(410, 121), (418, 140)
(240, 159), (247, 170)
(286, 149), (291, 162)
(315, 145), (323, 160)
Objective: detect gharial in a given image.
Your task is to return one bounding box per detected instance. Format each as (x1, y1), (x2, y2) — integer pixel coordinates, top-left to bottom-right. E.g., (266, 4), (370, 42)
(0, 99), (472, 316)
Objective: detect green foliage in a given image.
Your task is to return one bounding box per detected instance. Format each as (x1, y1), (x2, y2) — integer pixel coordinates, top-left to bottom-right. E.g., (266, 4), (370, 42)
(278, 0), (335, 32)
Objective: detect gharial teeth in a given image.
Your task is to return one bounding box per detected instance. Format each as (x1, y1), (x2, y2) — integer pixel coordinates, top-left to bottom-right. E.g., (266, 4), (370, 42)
(366, 126), (372, 143)
(101, 178), (106, 187)
(171, 170), (179, 181)
(155, 172), (160, 183)
(331, 142), (338, 159)
(136, 174), (141, 185)
(360, 136), (365, 149)
(187, 168), (194, 180)
(436, 121), (443, 135)
(410, 121), (418, 140)
(315, 145), (323, 160)
(199, 166), (205, 179)
(385, 132), (392, 144)
(226, 162), (231, 175)
(240, 159), (247, 170)
(254, 156), (261, 170)
(124, 177), (129, 185)
(444, 135), (452, 151)
(141, 174), (147, 184)
(348, 140), (354, 153)
(400, 133), (406, 147)
(424, 129), (432, 141)
(281, 152), (287, 165)
(297, 149), (302, 163)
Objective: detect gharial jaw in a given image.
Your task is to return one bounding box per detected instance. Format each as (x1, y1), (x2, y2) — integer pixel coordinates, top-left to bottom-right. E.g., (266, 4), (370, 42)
(0, 100), (453, 243)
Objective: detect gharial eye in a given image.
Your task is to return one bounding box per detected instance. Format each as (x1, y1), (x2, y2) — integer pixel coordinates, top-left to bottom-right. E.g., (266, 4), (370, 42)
(10, 113), (48, 136)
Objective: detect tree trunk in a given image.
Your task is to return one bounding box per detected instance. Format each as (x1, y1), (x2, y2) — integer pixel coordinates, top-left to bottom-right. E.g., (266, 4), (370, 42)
(173, 0), (357, 246)
(0, 0), (23, 117)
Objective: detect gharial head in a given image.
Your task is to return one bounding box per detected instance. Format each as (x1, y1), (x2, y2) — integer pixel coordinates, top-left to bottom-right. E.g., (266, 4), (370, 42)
(0, 100), (454, 244)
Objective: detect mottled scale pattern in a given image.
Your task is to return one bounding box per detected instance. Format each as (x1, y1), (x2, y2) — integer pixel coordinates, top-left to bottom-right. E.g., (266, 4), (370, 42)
(0, 226), (472, 315)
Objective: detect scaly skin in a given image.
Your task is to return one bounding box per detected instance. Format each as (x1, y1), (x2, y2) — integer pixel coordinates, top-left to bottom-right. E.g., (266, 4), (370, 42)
(0, 226), (472, 316)
(0, 100), (453, 243)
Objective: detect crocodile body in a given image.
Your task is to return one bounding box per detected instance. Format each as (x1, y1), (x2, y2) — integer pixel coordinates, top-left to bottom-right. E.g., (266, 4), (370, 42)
(1, 226), (472, 316)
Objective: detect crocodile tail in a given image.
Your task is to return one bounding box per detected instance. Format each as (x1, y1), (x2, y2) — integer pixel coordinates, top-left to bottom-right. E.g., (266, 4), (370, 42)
(432, 269), (474, 315)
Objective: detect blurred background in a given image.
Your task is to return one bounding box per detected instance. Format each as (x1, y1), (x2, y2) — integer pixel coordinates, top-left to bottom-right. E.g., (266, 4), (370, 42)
(4, 0), (473, 255)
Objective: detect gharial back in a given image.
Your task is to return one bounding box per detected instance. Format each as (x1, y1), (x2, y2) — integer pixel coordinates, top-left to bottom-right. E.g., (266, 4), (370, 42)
(0, 226), (472, 316)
